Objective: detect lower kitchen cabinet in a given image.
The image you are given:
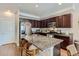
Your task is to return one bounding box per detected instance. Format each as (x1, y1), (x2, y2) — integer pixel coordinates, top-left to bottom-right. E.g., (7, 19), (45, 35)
(53, 35), (73, 56)
(54, 35), (73, 50)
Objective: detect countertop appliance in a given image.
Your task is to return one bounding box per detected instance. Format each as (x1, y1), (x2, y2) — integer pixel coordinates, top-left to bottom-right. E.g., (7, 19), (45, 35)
(48, 22), (56, 28)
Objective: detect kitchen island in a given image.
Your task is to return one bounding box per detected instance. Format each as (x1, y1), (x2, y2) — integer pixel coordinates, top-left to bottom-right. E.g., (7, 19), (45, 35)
(24, 34), (63, 56)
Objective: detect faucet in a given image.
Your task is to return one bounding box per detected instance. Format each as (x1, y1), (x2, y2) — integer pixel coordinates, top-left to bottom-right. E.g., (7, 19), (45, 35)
(57, 30), (62, 34)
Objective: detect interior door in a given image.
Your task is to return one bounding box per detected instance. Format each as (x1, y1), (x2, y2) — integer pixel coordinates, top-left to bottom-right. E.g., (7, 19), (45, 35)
(0, 18), (15, 45)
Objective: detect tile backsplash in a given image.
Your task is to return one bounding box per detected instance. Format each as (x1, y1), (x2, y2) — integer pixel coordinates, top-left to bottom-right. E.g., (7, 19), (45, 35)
(54, 28), (72, 35)
(57, 28), (72, 34)
(32, 28), (72, 35)
(32, 28), (40, 33)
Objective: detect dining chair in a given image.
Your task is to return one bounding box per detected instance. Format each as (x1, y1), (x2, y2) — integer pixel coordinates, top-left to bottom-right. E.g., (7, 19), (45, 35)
(21, 38), (39, 56)
(22, 43), (39, 56)
(66, 44), (79, 56)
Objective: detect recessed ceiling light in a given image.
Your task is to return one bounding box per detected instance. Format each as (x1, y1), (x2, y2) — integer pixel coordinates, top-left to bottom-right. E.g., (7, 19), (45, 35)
(4, 10), (13, 16)
(35, 4), (39, 8)
(58, 3), (62, 5)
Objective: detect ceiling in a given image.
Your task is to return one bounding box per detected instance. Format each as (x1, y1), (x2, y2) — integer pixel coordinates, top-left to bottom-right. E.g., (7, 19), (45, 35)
(0, 3), (73, 19)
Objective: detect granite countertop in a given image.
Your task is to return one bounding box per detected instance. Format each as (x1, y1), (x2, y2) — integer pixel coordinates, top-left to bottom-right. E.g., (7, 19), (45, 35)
(53, 33), (70, 37)
(34, 32), (70, 37)
(25, 34), (63, 51)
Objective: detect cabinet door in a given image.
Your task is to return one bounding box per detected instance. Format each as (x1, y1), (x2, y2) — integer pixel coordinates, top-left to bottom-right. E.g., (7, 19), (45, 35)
(37, 21), (41, 28)
(40, 21), (43, 28)
(50, 17), (56, 22)
(63, 14), (71, 28)
(35, 20), (38, 28)
(56, 14), (71, 28)
(44, 20), (48, 28)
(43, 20), (47, 28)
(41, 20), (44, 28)
(54, 35), (70, 50)
(40, 20), (45, 28)
(30, 20), (41, 28)
(56, 16), (63, 28)
(46, 19), (48, 27)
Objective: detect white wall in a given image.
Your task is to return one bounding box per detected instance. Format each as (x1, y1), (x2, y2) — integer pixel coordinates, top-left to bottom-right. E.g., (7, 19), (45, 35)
(15, 10), (19, 46)
(0, 10), (18, 45)
(71, 4), (79, 41)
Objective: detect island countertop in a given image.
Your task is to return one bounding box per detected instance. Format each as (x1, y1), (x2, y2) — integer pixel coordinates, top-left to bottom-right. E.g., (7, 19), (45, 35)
(24, 34), (63, 51)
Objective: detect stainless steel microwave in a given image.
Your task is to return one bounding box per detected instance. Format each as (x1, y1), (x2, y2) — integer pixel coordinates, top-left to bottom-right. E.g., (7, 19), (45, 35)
(48, 22), (56, 27)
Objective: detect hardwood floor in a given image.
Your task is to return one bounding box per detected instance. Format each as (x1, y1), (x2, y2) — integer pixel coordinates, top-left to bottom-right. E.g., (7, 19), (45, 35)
(60, 49), (68, 56)
(0, 42), (68, 56)
(0, 43), (21, 56)
(0, 42), (38, 56)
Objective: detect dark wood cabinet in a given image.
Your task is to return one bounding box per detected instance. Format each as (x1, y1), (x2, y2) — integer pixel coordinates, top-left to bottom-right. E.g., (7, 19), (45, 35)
(27, 14), (71, 28)
(37, 21), (41, 28)
(49, 17), (56, 22)
(54, 35), (72, 50)
(44, 14), (71, 28)
(56, 16), (63, 28)
(29, 20), (41, 28)
(34, 20), (38, 28)
(44, 20), (47, 27)
(63, 14), (71, 28)
(56, 14), (71, 28)
(45, 17), (56, 28)
(40, 20), (43, 28)
(40, 20), (48, 28)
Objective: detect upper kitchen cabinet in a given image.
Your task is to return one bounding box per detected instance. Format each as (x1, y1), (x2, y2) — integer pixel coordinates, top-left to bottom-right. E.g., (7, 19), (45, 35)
(50, 17), (56, 22)
(45, 17), (56, 27)
(63, 14), (71, 28)
(30, 20), (41, 28)
(26, 14), (71, 28)
(40, 20), (47, 28)
(40, 20), (43, 28)
(56, 16), (63, 28)
(56, 14), (71, 28)
(46, 17), (56, 23)
(37, 21), (41, 28)
(34, 20), (38, 28)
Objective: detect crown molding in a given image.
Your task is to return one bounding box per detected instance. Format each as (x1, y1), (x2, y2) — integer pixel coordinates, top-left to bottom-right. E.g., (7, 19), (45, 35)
(40, 7), (74, 20)
(19, 12), (40, 20)
(19, 6), (74, 20)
